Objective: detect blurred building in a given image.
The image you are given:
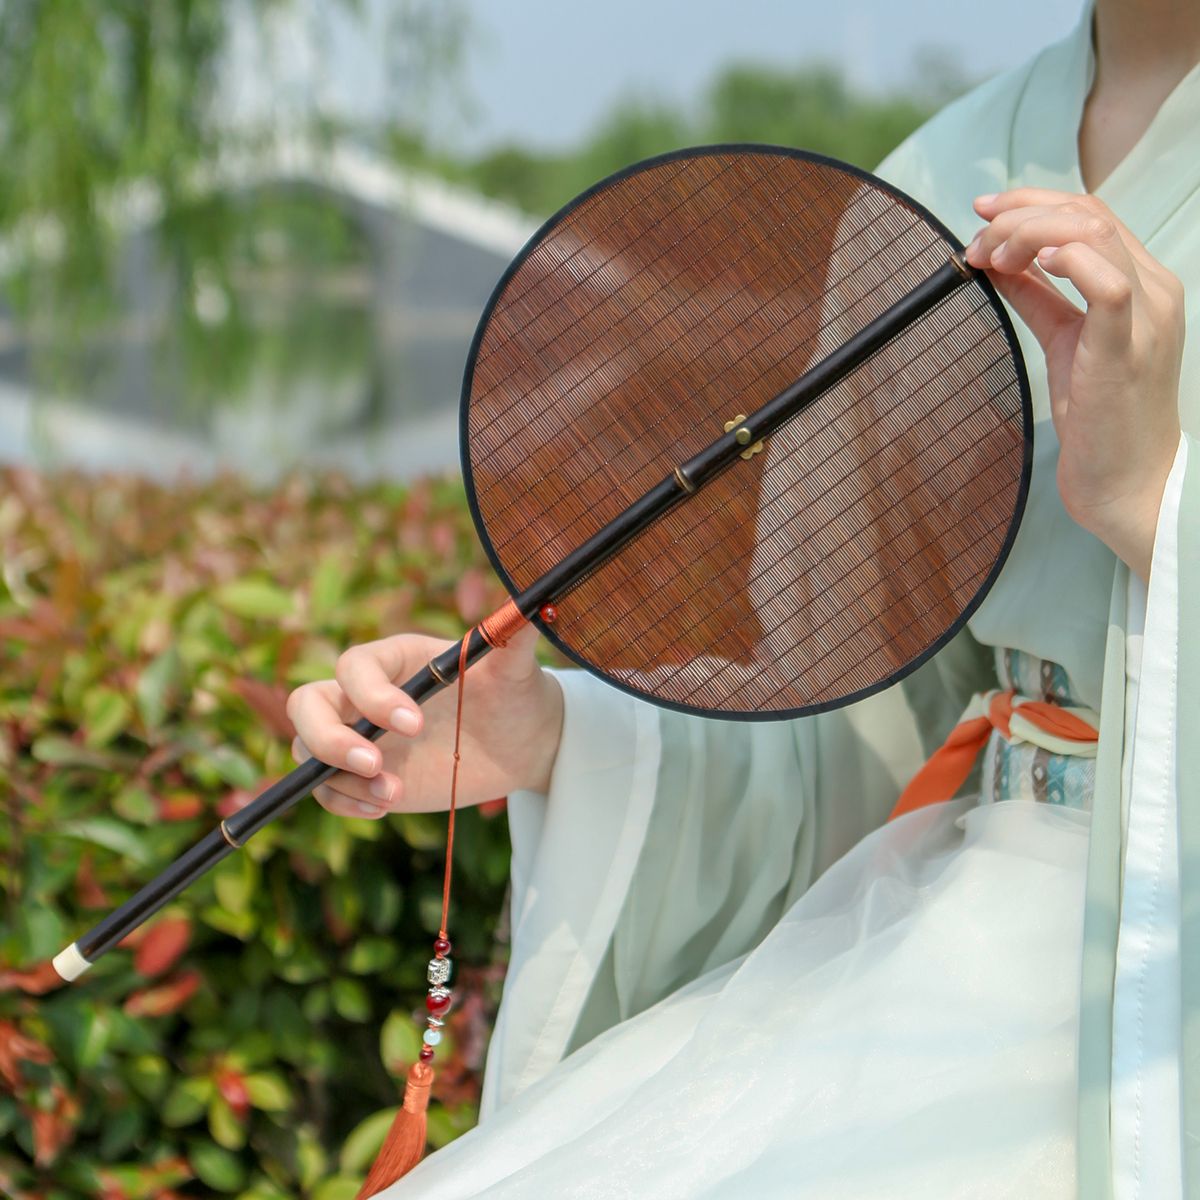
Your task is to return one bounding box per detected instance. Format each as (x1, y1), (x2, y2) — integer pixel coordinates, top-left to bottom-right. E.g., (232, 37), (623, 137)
(0, 144), (537, 483)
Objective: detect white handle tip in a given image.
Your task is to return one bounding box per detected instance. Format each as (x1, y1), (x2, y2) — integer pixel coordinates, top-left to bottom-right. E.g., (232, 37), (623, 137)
(51, 944), (92, 982)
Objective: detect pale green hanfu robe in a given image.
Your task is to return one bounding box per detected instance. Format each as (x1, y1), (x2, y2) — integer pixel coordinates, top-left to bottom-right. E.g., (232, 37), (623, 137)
(378, 8), (1200, 1198)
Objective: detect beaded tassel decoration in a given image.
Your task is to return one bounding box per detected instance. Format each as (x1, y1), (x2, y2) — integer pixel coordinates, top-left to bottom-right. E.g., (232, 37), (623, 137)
(355, 636), (472, 1199)
(356, 604), (531, 1198)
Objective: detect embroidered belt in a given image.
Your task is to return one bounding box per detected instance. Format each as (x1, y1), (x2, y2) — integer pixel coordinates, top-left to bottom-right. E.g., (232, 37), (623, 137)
(889, 688), (1100, 820)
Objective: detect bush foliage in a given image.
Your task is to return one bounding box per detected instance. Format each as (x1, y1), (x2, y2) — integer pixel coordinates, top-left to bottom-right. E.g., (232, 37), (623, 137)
(0, 466), (516, 1199)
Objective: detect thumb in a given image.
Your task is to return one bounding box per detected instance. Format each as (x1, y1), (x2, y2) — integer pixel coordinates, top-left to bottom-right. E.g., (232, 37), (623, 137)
(485, 615), (543, 683)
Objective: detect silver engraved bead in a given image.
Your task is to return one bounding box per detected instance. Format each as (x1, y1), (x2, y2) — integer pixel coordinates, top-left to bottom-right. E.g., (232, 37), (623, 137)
(427, 957), (452, 985)
(429, 986), (452, 1005)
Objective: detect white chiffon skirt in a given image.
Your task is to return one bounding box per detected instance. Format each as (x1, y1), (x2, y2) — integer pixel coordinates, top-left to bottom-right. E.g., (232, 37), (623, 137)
(376, 800), (1088, 1198)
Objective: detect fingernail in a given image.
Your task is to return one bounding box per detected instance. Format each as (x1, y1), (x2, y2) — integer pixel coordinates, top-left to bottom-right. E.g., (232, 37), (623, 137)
(369, 776), (393, 802)
(965, 234), (982, 263)
(989, 239), (1008, 265)
(1037, 246), (1058, 264)
(390, 706), (420, 735)
(347, 747), (377, 774)
(976, 193), (997, 206)
(357, 799), (383, 817)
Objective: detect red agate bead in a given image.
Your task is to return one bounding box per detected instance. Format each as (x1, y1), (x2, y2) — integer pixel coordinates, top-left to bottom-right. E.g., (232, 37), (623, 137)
(539, 603), (558, 624)
(426, 990), (452, 1017)
(433, 937), (451, 957)
(419, 1046), (435, 1063)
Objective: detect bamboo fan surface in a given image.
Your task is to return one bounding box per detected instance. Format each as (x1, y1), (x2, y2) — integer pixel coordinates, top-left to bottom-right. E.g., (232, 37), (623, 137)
(463, 147), (1032, 718)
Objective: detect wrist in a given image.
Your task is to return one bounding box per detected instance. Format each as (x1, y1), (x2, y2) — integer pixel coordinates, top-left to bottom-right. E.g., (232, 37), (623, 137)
(524, 670), (564, 795)
(1068, 438), (1180, 582)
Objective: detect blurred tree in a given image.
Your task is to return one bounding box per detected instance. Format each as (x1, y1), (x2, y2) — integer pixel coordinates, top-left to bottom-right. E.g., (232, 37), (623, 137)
(0, 1), (227, 332)
(0, 0), (466, 401)
(705, 63), (934, 169)
(456, 60), (956, 217)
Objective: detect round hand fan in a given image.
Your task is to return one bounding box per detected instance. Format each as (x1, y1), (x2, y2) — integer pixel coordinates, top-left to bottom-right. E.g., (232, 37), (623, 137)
(463, 145), (1031, 718)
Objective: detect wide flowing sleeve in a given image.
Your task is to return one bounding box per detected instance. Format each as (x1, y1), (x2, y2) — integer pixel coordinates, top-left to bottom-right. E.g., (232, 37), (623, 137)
(480, 626), (993, 1115)
(1108, 432), (1196, 1197)
(1178, 434), (1200, 1191)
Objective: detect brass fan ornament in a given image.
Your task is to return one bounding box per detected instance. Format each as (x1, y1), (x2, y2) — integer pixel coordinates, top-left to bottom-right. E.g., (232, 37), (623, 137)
(35, 147), (1032, 1192)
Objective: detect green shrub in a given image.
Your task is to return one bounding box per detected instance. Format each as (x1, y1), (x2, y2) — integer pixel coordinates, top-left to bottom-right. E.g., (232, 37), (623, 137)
(0, 466), (515, 1198)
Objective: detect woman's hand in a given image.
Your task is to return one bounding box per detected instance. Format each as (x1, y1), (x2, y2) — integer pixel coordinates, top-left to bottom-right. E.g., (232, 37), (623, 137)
(286, 623), (563, 819)
(965, 188), (1184, 580)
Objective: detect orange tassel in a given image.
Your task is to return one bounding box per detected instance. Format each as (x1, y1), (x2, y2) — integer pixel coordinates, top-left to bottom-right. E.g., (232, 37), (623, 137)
(356, 1061), (434, 1199)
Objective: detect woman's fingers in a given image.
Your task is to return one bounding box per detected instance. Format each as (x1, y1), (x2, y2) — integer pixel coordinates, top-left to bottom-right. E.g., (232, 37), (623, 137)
(966, 207), (1136, 278)
(292, 734), (405, 818)
(286, 678), (383, 777)
(335, 638), (430, 737)
(973, 189), (1157, 273)
(313, 782), (390, 820)
(313, 769), (404, 816)
(1035, 241), (1136, 344)
(982, 263), (1081, 353)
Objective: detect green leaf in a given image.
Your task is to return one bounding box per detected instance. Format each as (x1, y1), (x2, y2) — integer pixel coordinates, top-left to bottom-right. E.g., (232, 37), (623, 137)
(17, 904), (66, 958)
(189, 1139), (247, 1192)
(127, 1053), (171, 1102)
(207, 744), (261, 790)
(426, 1101), (478, 1150)
(235, 1185), (291, 1200)
(380, 1010), (422, 1072)
(263, 992), (308, 1056)
(338, 1107), (398, 1173)
(113, 785), (158, 824)
(344, 936), (396, 974)
(69, 1006), (111, 1070)
(317, 808), (353, 875)
(201, 904), (258, 940)
(217, 579), (294, 620)
(274, 944), (325, 985)
(331, 977), (370, 1022)
(244, 1072), (291, 1112)
(309, 553), (349, 622)
(162, 1077), (214, 1127)
(396, 811), (444, 851)
(296, 1125), (327, 1191)
(82, 685), (133, 747)
(311, 1178), (361, 1200)
(98, 1105), (144, 1159)
(301, 984), (330, 1022)
(137, 647), (181, 729)
(30, 736), (117, 768)
(57, 817), (150, 865)
(209, 1094), (248, 1150)
(214, 851), (259, 914)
